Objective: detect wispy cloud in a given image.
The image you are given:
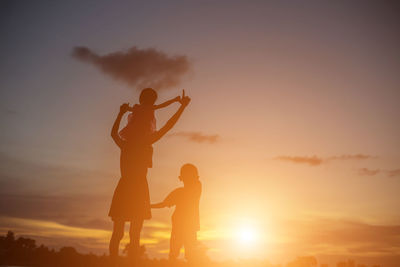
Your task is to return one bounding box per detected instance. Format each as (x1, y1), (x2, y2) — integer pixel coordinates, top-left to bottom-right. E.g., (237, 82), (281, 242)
(275, 156), (324, 166)
(0, 107), (18, 116)
(168, 131), (220, 144)
(328, 154), (375, 160)
(0, 216), (159, 253)
(72, 46), (191, 90)
(280, 217), (400, 257)
(358, 168), (400, 177)
(275, 154), (374, 166)
(387, 169), (400, 177)
(0, 153), (114, 196)
(358, 168), (381, 176)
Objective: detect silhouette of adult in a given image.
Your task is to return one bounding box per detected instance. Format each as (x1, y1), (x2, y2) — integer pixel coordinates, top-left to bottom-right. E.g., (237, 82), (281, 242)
(108, 90), (191, 263)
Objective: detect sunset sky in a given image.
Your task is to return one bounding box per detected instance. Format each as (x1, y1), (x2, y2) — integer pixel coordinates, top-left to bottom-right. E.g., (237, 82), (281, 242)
(0, 1), (399, 266)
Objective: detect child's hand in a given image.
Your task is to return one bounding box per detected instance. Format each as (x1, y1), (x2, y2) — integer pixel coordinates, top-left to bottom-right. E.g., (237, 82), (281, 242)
(181, 95), (191, 107)
(127, 104), (140, 112)
(179, 89), (190, 107)
(178, 89), (186, 103)
(119, 103), (130, 114)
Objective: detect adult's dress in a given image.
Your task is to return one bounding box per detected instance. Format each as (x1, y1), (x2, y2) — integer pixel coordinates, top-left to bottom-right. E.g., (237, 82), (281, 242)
(109, 139), (153, 221)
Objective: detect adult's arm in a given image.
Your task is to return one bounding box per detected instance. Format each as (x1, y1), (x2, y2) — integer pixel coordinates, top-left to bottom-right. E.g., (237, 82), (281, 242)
(111, 103), (129, 148)
(150, 96), (191, 144)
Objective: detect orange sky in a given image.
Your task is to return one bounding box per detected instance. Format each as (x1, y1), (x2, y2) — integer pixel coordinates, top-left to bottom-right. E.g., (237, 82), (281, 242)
(0, 1), (399, 266)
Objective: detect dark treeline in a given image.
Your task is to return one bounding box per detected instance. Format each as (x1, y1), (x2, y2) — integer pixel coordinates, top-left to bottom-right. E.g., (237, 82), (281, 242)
(0, 231), (381, 267)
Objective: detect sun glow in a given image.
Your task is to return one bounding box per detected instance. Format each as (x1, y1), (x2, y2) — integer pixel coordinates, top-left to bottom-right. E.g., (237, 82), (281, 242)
(238, 226), (257, 244)
(235, 221), (260, 247)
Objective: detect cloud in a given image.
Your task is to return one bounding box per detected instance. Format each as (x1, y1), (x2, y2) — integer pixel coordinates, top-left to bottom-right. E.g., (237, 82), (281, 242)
(328, 154), (375, 160)
(0, 153), (118, 231)
(358, 168), (381, 176)
(275, 156), (324, 166)
(0, 216), (112, 253)
(358, 168), (400, 177)
(168, 131), (220, 144)
(0, 215), (170, 255)
(279, 217), (400, 258)
(72, 46), (191, 90)
(0, 153), (115, 196)
(275, 154), (374, 166)
(0, 193), (108, 226)
(387, 169), (400, 177)
(0, 107), (17, 116)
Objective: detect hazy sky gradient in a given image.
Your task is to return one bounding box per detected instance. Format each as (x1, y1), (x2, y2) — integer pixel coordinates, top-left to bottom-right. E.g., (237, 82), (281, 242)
(0, 0), (399, 265)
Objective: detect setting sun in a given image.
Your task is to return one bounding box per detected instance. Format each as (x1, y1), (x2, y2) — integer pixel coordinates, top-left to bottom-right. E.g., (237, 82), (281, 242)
(237, 226), (257, 244)
(233, 219), (262, 248)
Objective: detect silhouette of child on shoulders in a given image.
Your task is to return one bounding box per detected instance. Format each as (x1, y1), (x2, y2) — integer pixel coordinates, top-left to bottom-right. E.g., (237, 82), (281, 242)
(151, 163), (202, 261)
(119, 88), (181, 140)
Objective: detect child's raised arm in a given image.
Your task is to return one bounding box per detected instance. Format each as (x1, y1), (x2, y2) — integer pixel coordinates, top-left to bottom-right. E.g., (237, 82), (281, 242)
(153, 96), (181, 110)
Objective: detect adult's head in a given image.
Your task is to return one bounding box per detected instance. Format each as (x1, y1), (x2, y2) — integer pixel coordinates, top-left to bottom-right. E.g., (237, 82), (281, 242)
(139, 88), (158, 105)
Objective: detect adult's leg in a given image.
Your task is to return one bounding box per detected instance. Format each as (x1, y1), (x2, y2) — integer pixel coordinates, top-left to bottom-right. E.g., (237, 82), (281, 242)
(109, 220), (125, 261)
(129, 218), (144, 260)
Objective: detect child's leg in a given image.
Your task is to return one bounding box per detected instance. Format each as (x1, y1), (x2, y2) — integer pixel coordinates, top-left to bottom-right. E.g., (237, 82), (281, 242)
(169, 226), (183, 260)
(184, 230), (198, 261)
(109, 220), (125, 260)
(129, 218), (144, 260)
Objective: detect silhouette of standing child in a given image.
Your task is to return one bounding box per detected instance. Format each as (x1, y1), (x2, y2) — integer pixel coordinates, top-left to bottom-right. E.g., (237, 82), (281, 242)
(109, 88), (190, 265)
(151, 163), (202, 261)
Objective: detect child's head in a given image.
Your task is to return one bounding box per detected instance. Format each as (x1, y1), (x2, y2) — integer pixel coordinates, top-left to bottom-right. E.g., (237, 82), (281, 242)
(139, 88), (158, 105)
(179, 163), (199, 184)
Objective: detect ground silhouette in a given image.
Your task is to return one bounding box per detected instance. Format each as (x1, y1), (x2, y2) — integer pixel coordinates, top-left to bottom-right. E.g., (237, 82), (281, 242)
(0, 231), (382, 267)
